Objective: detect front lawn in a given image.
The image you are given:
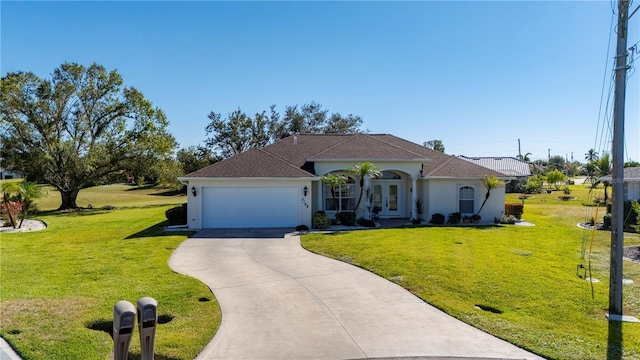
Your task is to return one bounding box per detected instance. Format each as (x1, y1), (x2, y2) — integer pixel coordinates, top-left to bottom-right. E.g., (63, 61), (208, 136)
(0, 185), (221, 360)
(302, 183), (640, 359)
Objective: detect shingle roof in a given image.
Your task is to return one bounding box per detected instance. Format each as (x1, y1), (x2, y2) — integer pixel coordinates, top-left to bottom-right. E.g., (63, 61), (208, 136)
(458, 156), (532, 177)
(183, 134), (504, 179)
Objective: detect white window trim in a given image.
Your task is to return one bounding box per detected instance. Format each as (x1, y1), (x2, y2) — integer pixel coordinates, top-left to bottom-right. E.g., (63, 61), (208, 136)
(458, 184), (476, 215)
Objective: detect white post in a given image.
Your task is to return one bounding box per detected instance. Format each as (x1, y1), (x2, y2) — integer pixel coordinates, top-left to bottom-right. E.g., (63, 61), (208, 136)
(411, 177), (418, 219)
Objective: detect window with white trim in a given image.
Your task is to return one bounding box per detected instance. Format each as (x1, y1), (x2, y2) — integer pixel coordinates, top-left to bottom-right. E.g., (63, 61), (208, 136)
(324, 176), (356, 211)
(459, 186), (475, 214)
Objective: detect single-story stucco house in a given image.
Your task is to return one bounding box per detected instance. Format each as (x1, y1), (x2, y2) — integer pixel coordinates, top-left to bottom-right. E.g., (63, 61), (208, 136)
(178, 134), (510, 229)
(600, 167), (640, 201)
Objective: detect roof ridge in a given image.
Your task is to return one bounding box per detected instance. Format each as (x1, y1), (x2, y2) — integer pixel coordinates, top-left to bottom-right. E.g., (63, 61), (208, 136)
(425, 156), (455, 176)
(371, 134), (434, 158)
(308, 134), (358, 158)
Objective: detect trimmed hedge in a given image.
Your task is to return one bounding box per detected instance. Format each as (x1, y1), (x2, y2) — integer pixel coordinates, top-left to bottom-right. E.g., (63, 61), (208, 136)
(165, 203), (187, 225)
(429, 213), (445, 225)
(505, 202), (524, 219)
(338, 211), (357, 226)
(312, 211), (330, 229)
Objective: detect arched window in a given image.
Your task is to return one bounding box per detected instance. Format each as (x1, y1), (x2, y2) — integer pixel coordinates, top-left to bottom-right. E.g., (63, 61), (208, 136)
(459, 186), (475, 214)
(380, 171), (402, 180)
(323, 175), (356, 211)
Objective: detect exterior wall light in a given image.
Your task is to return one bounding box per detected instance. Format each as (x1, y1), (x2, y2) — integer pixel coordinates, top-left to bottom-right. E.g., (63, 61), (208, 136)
(303, 186), (308, 196)
(191, 186), (197, 197)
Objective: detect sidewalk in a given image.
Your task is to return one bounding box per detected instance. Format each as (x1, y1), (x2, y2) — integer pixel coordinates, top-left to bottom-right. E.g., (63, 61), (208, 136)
(169, 230), (543, 359)
(0, 337), (22, 360)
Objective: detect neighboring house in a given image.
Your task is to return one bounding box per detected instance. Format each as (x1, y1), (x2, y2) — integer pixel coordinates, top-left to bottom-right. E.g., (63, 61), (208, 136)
(179, 134), (510, 229)
(600, 167), (640, 201)
(458, 156), (532, 177)
(0, 168), (21, 180)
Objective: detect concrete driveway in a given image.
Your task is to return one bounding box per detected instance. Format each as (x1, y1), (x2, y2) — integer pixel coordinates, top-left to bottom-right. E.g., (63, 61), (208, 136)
(169, 229), (542, 360)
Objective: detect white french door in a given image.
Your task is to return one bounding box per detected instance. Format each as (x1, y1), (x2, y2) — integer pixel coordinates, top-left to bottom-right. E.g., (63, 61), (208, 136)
(372, 181), (403, 217)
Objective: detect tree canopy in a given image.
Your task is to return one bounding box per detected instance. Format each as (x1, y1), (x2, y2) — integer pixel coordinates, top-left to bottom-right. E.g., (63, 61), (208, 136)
(0, 62), (176, 209)
(204, 102), (364, 158)
(423, 139), (445, 153)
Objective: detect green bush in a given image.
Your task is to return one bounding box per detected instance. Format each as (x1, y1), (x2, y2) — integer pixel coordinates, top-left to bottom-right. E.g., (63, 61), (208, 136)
(562, 186), (571, 195)
(447, 212), (461, 224)
(165, 203), (187, 225)
(605, 201), (639, 229)
(338, 211), (357, 226)
(312, 211), (330, 229)
(296, 224), (309, 231)
(603, 213), (612, 228)
(524, 176), (544, 194)
(429, 213), (445, 224)
(505, 202), (524, 219)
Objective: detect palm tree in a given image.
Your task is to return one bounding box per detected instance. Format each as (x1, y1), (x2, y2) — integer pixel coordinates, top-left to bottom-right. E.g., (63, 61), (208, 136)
(17, 182), (45, 228)
(585, 149), (599, 163)
(476, 176), (503, 216)
(348, 162), (382, 217)
(516, 152), (532, 162)
(320, 174), (347, 212)
(596, 153), (611, 202)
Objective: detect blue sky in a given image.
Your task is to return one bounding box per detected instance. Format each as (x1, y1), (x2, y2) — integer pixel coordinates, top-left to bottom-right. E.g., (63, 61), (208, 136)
(2, 1), (639, 162)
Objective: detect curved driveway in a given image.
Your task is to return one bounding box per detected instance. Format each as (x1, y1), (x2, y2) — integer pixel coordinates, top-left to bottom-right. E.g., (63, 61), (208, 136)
(169, 229), (542, 360)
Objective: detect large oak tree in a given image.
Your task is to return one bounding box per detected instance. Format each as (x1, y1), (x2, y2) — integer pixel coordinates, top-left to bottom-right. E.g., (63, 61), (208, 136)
(1, 62), (176, 209)
(205, 102), (364, 159)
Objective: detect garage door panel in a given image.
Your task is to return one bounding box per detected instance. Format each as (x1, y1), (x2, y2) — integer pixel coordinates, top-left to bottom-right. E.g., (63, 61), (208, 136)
(202, 186), (300, 228)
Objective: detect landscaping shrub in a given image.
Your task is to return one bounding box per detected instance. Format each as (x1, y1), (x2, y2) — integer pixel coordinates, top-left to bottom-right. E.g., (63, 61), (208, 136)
(338, 211), (357, 226)
(471, 214), (482, 223)
(447, 212), (461, 224)
(506, 178), (526, 193)
(562, 186), (571, 195)
(357, 218), (376, 228)
(605, 201), (639, 229)
(429, 213), (445, 225)
(496, 215), (517, 224)
(603, 213), (612, 228)
(524, 176), (544, 194)
(296, 224), (309, 231)
(165, 203), (187, 225)
(312, 211), (330, 229)
(505, 202), (524, 219)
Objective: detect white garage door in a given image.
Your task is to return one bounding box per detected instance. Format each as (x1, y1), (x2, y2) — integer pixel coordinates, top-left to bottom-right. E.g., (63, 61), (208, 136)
(202, 186), (301, 228)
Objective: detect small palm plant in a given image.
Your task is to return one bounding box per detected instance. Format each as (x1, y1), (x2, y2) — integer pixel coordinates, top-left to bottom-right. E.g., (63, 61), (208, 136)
(320, 174), (347, 213)
(348, 162), (382, 218)
(476, 175), (502, 216)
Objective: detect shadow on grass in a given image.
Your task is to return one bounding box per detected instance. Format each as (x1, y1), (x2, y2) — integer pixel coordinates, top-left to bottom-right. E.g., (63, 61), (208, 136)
(125, 220), (193, 239)
(125, 184), (187, 197)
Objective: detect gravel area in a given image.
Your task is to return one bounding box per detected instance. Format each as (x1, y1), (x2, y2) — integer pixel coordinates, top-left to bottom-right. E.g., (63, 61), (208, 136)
(0, 219), (47, 233)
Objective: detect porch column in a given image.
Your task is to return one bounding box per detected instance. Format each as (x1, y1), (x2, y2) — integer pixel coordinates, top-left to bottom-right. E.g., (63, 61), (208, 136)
(411, 177), (418, 219)
(316, 181), (323, 212)
(364, 176), (371, 218)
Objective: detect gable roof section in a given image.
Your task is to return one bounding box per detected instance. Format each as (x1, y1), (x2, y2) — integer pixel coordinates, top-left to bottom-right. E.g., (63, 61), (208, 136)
(184, 147), (314, 178)
(458, 156), (532, 177)
(183, 133), (505, 179)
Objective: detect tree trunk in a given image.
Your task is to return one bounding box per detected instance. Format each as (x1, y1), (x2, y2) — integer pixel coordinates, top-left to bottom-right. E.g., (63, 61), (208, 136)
(58, 189), (80, 210)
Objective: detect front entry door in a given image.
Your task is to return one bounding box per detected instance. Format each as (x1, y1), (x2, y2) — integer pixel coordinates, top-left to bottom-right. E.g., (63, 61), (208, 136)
(373, 181), (402, 217)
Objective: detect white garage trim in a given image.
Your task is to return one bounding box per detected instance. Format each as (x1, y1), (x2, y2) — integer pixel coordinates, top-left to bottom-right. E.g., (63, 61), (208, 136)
(201, 185), (303, 228)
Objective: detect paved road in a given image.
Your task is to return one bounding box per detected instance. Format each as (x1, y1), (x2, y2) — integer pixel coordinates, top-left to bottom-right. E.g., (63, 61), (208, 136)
(169, 229), (543, 360)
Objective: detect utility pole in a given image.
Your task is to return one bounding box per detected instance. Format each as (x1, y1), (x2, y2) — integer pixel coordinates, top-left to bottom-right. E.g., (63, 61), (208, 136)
(518, 139), (521, 158)
(608, 0), (630, 320)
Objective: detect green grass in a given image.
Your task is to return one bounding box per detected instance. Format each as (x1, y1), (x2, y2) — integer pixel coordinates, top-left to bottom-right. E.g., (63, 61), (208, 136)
(0, 184), (220, 360)
(302, 182), (640, 360)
